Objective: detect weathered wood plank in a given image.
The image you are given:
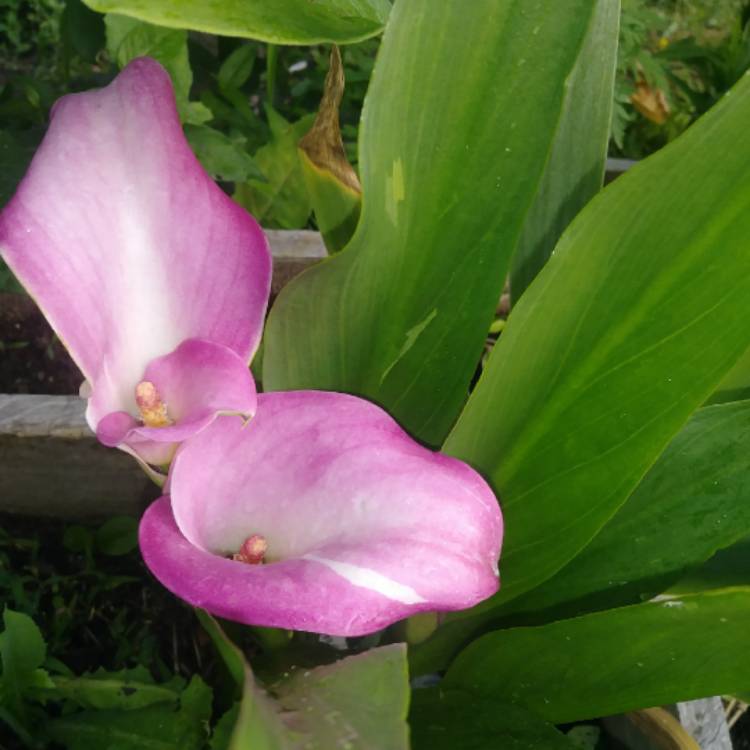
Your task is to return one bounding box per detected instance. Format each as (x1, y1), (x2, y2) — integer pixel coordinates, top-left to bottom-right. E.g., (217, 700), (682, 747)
(0, 395), (155, 520)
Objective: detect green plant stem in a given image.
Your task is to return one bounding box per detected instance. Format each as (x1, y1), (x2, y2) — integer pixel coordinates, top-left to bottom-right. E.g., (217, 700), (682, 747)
(266, 44), (279, 106)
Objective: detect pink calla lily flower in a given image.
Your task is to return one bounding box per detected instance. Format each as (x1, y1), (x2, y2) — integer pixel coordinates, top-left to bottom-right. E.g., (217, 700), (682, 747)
(139, 391), (503, 636)
(0, 58), (271, 467)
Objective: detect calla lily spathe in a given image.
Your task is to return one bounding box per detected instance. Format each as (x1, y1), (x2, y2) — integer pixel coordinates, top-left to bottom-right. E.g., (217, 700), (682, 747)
(0, 58), (271, 465)
(139, 391), (503, 636)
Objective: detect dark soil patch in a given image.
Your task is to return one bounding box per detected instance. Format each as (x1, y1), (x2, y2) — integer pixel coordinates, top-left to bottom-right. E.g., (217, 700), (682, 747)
(733, 709), (750, 750)
(0, 512), (207, 680)
(0, 292), (81, 394)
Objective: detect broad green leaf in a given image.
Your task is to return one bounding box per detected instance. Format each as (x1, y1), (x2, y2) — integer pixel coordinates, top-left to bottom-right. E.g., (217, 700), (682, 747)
(0, 609), (47, 702)
(185, 125), (264, 183)
(234, 109), (314, 229)
(105, 14), (211, 125)
(409, 688), (576, 750)
(299, 46), (362, 253)
(509, 0), (618, 301)
(445, 587), (750, 724)
(263, 0), (617, 446)
(48, 675), (211, 750)
(198, 610), (408, 749)
(272, 645), (410, 750)
(84, 0), (390, 44)
(497, 400), (750, 619)
(445, 71), (750, 606)
(412, 400), (750, 675)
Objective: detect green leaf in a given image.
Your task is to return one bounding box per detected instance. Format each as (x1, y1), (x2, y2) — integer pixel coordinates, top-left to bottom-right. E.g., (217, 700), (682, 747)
(263, 0), (617, 446)
(45, 667), (183, 710)
(198, 611), (408, 749)
(497, 400), (750, 619)
(105, 14), (210, 125)
(509, 0), (618, 301)
(218, 44), (256, 93)
(668, 534), (750, 593)
(0, 129), (40, 208)
(47, 675), (212, 750)
(0, 609), (47, 700)
(61, 0), (106, 62)
(709, 345), (750, 404)
(299, 46), (362, 253)
(414, 401), (750, 675)
(84, 0), (390, 44)
(194, 610), (245, 694)
(94, 516), (139, 556)
(445, 587), (750, 724)
(410, 688), (577, 750)
(185, 125), (263, 183)
(272, 644), (410, 750)
(234, 109), (314, 229)
(445, 71), (750, 607)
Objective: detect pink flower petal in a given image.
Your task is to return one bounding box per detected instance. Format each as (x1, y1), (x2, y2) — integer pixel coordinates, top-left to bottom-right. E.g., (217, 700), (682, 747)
(96, 338), (257, 465)
(0, 58), (270, 430)
(139, 391), (502, 635)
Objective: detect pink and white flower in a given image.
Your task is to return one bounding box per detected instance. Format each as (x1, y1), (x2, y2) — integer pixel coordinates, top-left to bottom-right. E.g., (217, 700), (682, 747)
(140, 391), (503, 636)
(0, 58), (271, 466)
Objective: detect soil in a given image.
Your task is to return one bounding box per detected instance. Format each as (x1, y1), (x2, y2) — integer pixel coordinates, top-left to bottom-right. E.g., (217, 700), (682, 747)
(0, 292), (82, 394)
(734, 710), (750, 750)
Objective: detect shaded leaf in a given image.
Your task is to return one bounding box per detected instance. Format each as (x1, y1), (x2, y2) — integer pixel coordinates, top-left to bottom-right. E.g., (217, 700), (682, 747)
(61, 0), (105, 62)
(218, 44), (256, 93)
(234, 109), (313, 228)
(0, 609), (50, 714)
(197, 611), (408, 750)
(95, 516), (139, 556)
(105, 14), (210, 124)
(47, 675), (212, 750)
(185, 125), (263, 183)
(84, 0), (390, 44)
(497, 400), (750, 620)
(272, 645), (410, 750)
(409, 688), (576, 750)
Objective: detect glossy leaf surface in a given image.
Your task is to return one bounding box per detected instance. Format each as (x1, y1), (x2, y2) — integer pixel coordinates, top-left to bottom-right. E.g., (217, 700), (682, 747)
(446, 71), (750, 605)
(500, 400), (750, 618)
(264, 0), (615, 446)
(445, 588), (750, 723)
(84, 0), (390, 44)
